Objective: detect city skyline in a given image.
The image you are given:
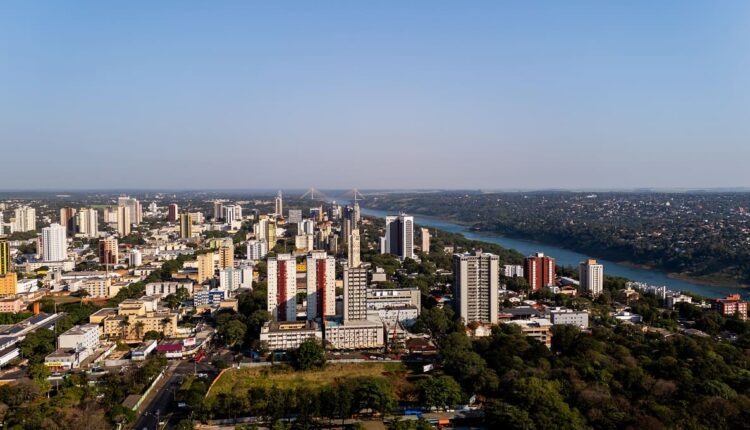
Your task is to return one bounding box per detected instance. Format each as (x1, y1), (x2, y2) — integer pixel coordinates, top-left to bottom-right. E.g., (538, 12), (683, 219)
(2, 1), (750, 190)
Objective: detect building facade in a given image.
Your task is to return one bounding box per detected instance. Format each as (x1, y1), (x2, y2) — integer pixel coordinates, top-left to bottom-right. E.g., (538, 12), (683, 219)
(453, 252), (499, 324)
(267, 254), (297, 321)
(524, 252), (556, 291)
(306, 251), (335, 321)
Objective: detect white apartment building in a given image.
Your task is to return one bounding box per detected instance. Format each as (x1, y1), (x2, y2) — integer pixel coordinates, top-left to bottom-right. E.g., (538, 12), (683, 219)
(246, 239), (268, 261)
(580, 258), (604, 297)
(267, 253), (297, 321)
(42, 223), (67, 262)
(260, 321), (322, 351)
(453, 252), (499, 324)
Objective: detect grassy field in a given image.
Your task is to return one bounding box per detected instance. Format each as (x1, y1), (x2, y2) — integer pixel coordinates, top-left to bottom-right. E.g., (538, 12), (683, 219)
(208, 362), (413, 398)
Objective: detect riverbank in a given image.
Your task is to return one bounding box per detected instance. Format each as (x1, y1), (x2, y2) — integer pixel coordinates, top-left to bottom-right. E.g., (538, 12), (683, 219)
(357, 202), (749, 299)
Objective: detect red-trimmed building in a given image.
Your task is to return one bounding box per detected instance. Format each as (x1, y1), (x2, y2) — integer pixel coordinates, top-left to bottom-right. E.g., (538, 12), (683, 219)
(267, 254), (297, 321)
(524, 252), (556, 291)
(306, 250), (335, 321)
(713, 294), (748, 320)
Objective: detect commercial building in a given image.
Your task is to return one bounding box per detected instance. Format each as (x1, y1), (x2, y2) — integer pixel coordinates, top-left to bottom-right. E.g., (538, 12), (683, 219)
(306, 251), (335, 321)
(343, 267), (368, 322)
(57, 324), (101, 352)
(41, 223), (67, 262)
(260, 321), (322, 351)
(288, 209), (302, 224)
(453, 252), (499, 324)
(324, 320), (385, 350)
(366, 288), (421, 311)
(222, 204), (242, 224)
(579, 258), (604, 297)
(384, 214), (414, 260)
(246, 239), (268, 261)
(713, 294), (748, 320)
(98, 237), (118, 266)
(524, 252), (556, 291)
(267, 253), (297, 321)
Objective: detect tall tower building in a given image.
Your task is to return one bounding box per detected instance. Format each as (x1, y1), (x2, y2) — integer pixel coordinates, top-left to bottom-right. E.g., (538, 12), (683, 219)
(168, 204), (179, 223)
(59, 208), (77, 234)
(42, 223), (67, 262)
(343, 266), (368, 322)
(275, 191), (283, 217)
(197, 252), (216, 283)
(98, 237), (118, 266)
(212, 201), (224, 220)
(222, 205), (242, 224)
(347, 228), (361, 268)
(13, 206), (36, 232)
(266, 222), (277, 248)
(118, 196), (142, 225)
(580, 258), (604, 297)
(353, 201), (361, 227)
(218, 245), (234, 269)
(420, 228), (431, 254)
(76, 208), (99, 238)
(453, 251), (499, 324)
(116, 206), (131, 237)
(179, 213), (192, 239)
(267, 254), (297, 321)
(385, 214), (414, 260)
(306, 251), (336, 321)
(0, 237), (10, 275)
(246, 240), (268, 261)
(524, 252), (556, 291)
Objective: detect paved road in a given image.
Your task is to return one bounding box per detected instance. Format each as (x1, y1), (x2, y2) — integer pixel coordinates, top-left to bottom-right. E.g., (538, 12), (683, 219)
(131, 359), (217, 430)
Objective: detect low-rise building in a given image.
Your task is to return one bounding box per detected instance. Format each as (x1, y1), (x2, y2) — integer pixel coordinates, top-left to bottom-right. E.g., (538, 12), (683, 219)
(366, 288), (421, 311)
(506, 318), (553, 348)
(546, 307), (589, 329)
(260, 321), (322, 351)
(369, 305), (419, 328)
(324, 319), (385, 350)
(145, 281), (194, 297)
(58, 324), (100, 352)
(0, 297), (25, 313)
(666, 293), (693, 309)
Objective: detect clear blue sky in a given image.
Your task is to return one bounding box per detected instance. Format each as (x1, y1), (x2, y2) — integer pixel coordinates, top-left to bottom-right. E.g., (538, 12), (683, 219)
(1, 1), (748, 190)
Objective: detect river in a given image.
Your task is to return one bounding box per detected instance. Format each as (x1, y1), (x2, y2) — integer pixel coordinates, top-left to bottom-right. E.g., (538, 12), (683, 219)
(350, 204), (746, 300)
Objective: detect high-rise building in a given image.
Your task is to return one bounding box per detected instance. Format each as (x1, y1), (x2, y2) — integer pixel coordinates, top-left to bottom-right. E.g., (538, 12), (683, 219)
(129, 248), (142, 267)
(579, 258), (604, 297)
(76, 208), (99, 238)
(167, 204), (179, 223)
(0, 237), (10, 276)
(267, 222), (277, 248)
(295, 234), (314, 252)
(0, 273), (18, 297)
(299, 219), (315, 235)
(219, 265), (253, 292)
(288, 209), (302, 224)
(118, 196), (142, 225)
(246, 240), (268, 261)
(453, 251), (499, 324)
(343, 267), (368, 322)
(306, 251), (335, 321)
(59, 208), (77, 234)
(103, 207), (118, 224)
(42, 223), (67, 262)
(353, 201), (361, 226)
(267, 254), (297, 321)
(420, 228), (430, 254)
(13, 206), (36, 232)
(524, 252), (556, 291)
(98, 237), (118, 266)
(197, 252), (215, 283)
(385, 214), (414, 260)
(218, 245), (234, 269)
(347, 228), (361, 268)
(116, 206), (131, 237)
(223, 205), (242, 224)
(212, 201), (224, 220)
(179, 213), (192, 239)
(275, 191), (283, 217)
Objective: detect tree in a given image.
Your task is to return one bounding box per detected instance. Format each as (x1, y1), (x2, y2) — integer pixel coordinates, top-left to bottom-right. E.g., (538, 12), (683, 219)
(290, 339), (326, 371)
(221, 320), (247, 347)
(417, 375), (464, 409)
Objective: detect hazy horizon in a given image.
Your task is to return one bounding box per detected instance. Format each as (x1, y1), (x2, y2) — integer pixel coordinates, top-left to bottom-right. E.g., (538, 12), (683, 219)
(2, 1), (749, 190)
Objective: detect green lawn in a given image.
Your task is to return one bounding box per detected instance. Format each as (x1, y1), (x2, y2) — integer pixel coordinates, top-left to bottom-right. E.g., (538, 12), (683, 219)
(208, 362), (411, 398)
